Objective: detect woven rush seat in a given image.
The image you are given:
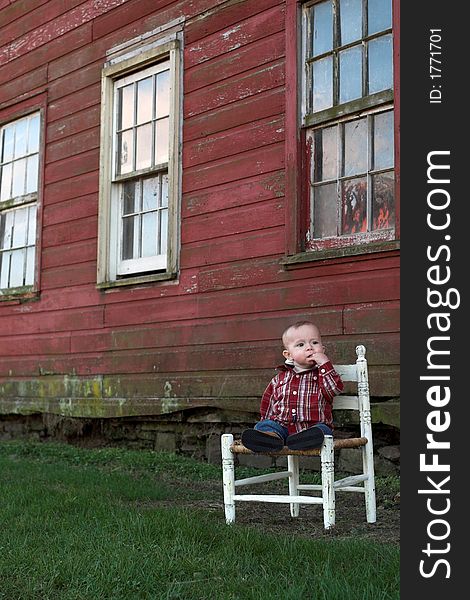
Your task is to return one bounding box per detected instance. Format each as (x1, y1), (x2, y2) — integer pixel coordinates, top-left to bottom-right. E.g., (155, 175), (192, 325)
(230, 436), (368, 456)
(221, 345), (376, 530)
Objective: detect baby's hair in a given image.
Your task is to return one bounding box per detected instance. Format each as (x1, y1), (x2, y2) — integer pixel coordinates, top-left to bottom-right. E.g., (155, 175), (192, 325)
(282, 320), (320, 347)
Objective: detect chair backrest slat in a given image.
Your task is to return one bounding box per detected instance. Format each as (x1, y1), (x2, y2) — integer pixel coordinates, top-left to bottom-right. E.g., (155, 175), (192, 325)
(333, 395), (359, 410)
(333, 347), (369, 417)
(333, 364), (358, 381)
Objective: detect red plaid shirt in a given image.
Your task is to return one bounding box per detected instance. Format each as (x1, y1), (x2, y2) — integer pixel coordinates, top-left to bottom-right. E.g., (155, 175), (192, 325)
(259, 361), (344, 434)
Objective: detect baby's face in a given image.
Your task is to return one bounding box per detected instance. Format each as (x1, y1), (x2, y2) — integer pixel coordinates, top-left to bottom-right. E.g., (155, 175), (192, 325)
(282, 324), (324, 368)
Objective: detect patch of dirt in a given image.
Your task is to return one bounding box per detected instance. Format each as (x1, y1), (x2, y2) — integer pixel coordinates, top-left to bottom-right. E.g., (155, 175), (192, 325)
(160, 478), (400, 545)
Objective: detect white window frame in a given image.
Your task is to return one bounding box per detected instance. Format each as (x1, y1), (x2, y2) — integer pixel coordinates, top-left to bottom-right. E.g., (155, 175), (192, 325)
(0, 111), (41, 294)
(97, 34), (182, 287)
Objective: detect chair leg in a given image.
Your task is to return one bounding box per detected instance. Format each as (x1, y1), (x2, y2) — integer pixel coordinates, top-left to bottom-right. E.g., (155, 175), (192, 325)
(288, 455), (300, 517)
(363, 442), (377, 523)
(221, 434), (236, 524)
(321, 435), (335, 529)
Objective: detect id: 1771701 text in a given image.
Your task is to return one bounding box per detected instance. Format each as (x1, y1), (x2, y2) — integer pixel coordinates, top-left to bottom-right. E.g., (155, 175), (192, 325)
(429, 29), (442, 104)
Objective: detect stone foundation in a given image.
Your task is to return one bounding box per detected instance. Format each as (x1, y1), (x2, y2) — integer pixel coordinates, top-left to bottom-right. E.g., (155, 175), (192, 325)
(0, 411), (400, 476)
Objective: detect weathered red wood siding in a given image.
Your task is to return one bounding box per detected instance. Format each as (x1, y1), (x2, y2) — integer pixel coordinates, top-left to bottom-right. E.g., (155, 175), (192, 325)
(0, 0), (399, 426)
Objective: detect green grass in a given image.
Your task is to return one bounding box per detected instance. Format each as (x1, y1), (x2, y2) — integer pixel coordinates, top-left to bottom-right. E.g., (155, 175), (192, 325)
(0, 441), (399, 600)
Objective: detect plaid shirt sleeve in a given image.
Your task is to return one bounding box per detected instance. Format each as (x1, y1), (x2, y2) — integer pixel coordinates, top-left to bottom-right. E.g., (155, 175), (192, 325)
(259, 377), (276, 419)
(318, 361), (344, 402)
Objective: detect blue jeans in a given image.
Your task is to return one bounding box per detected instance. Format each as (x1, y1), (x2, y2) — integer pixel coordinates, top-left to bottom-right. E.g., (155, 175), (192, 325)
(254, 420), (332, 443)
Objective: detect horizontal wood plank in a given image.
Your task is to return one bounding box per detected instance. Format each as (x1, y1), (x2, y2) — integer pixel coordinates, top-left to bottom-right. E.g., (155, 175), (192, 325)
(48, 83), (101, 122)
(44, 149), (99, 184)
(41, 261), (98, 290)
(0, 24), (92, 85)
(183, 116), (284, 169)
(185, 60), (285, 118)
(181, 228), (284, 269)
(182, 171), (284, 217)
(45, 171), (99, 205)
(42, 240), (97, 270)
(0, 65), (47, 104)
(42, 215), (98, 248)
(182, 196), (284, 243)
(46, 127), (100, 164)
(42, 194), (98, 227)
(0, 333), (399, 377)
(0, 306), (104, 337)
(185, 0), (283, 45)
(185, 4), (284, 70)
(343, 301), (400, 334)
(184, 87), (284, 141)
(183, 143), (284, 193)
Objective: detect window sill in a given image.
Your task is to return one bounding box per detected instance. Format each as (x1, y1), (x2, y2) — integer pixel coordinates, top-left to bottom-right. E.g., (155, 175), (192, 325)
(0, 287), (39, 304)
(281, 240), (400, 268)
(97, 271), (178, 291)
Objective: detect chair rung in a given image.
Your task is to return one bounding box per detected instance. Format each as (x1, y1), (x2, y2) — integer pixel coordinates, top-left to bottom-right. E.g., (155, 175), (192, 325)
(298, 474), (368, 491)
(235, 471), (292, 487)
(334, 474), (368, 488)
(233, 494), (323, 505)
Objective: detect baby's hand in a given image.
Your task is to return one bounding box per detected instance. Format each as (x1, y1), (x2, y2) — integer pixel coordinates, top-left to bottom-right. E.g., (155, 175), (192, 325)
(310, 352), (329, 366)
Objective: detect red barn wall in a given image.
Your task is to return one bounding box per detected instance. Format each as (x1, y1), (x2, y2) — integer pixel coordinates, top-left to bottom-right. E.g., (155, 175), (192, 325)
(0, 0), (399, 446)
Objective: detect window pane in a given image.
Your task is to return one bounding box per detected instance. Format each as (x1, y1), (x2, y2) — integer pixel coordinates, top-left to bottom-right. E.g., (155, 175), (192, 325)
(143, 177), (158, 211)
(9, 249), (24, 287)
(27, 205), (37, 244)
(119, 84), (134, 130)
(122, 215), (139, 260)
(12, 207), (27, 248)
(14, 119), (27, 158)
(313, 126), (338, 181)
(25, 246), (35, 285)
(368, 0), (392, 35)
(160, 208), (168, 255)
(373, 111), (394, 170)
(28, 114), (40, 154)
(161, 174), (169, 208)
(2, 125), (15, 162)
(339, 46), (362, 103)
(118, 130), (134, 175)
(136, 124), (152, 171)
(142, 212), (158, 257)
(137, 77), (153, 125)
(26, 154), (39, 194)
(0, 163), (12, 201)
(340, 0), (362, 45)
(156, 70), (170, 118)
(341, 177), (367, 234)
(0, 252), (11, 288)
(312, 1), (333, 57)
(312, 56), (333, 112)
(344, 118), (367, 176)
(155, 118), (169, 165)
(12, 158), (27, 198)
(0, 210), (13, 250)
(0, 205), (36, 288)
(372, 171), (395, 229)
(312, 183), (337, 238)
(368, 34), (393, 93)
(122, 181), (139, 215)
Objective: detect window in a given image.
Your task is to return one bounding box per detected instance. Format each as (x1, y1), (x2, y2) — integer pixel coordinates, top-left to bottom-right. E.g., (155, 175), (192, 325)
(301, 0), (395, 250)
(0, 112), (40, 291)
(98, 35), (182, 286)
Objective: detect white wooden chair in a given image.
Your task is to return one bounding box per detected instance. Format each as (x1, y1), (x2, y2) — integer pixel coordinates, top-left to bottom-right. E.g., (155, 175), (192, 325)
(221, 345), (376, 529)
